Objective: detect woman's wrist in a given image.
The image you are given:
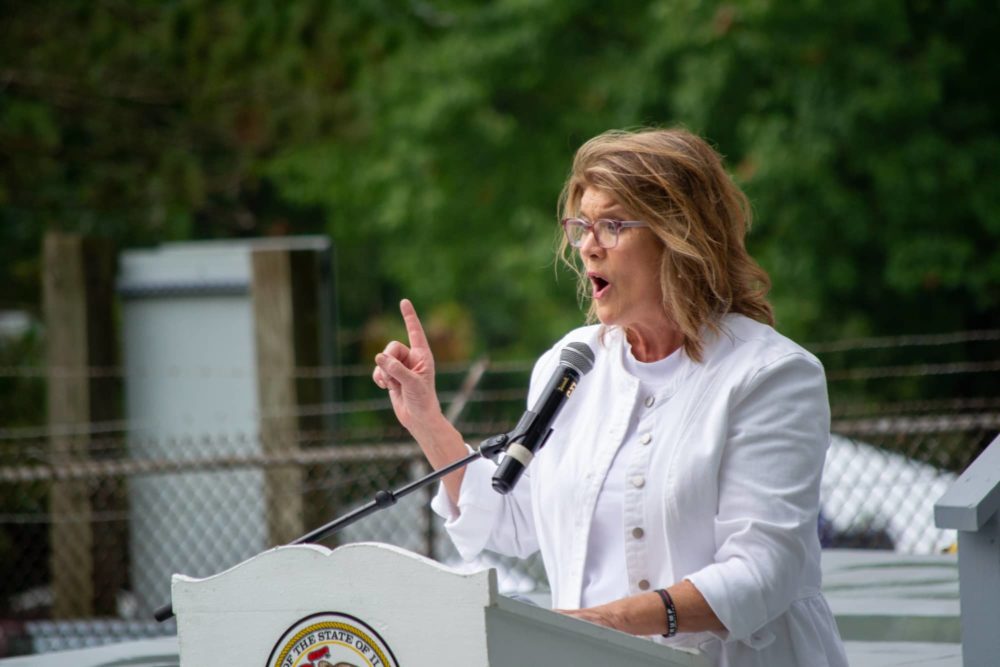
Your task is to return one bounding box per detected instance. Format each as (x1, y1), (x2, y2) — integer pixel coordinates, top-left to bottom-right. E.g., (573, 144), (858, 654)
(405, 408), (443, 439)
(408, 414), (469, 506)
(592, 591), (676, 636)
(656, 589), (678, 637)
(409, 412), (462, 458)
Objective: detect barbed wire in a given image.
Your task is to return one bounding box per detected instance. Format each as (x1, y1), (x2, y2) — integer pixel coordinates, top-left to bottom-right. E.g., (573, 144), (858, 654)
(831, 396), (1000, 418)
(0, 509), (131, 525)
(0, 418), (520, 463)
(805, 329), (1000, 353)
(0, 359), (535, 380)
(1, 329), (997, 378)
(0, 441), (424, 483)
(1, 412), (995, 484)
(2, 366), (997, 441)
(0, 386), (530, 441)
(826, 360), (1000, 381)
(832, 412), (1000, 437)
(1, 329), (996, 442)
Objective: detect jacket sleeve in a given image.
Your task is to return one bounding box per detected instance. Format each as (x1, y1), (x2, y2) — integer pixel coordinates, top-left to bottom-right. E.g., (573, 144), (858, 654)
(430, 344), (562, 561)
(684, 352), (830, 642)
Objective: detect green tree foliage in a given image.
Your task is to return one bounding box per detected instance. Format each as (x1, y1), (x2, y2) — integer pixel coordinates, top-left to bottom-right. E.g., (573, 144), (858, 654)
(672, 0), (1000, 340)
(2, 0), (998, 365)
(0, 1), (353, 303)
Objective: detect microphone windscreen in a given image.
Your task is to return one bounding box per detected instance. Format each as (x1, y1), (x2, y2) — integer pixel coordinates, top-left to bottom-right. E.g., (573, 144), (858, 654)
(561, 342), (595, 375)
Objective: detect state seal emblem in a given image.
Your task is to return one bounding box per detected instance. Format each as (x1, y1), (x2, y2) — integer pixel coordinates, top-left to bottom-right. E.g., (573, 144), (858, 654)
(266, 612), (399, 667)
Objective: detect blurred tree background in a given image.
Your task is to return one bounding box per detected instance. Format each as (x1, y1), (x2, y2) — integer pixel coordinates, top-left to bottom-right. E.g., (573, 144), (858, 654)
(1, 0), (998, 378)
(0, 0), (997, 626)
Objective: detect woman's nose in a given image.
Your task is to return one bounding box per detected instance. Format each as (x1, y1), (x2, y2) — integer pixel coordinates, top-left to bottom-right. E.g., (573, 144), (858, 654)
(579, 227), (604, 256)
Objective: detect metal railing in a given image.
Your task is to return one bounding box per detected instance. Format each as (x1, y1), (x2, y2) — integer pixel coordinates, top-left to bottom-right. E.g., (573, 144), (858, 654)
(935, 433), (1000, 666)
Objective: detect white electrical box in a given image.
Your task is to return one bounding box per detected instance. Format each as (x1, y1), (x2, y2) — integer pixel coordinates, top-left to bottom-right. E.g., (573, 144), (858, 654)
(118, 238), (331, 615)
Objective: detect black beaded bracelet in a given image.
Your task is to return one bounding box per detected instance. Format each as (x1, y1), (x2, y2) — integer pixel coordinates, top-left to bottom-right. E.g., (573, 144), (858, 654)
(656, 588), (678, 638)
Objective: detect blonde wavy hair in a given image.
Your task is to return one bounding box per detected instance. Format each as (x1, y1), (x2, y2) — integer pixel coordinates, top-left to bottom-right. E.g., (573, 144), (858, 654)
(558, 128), (774, 362)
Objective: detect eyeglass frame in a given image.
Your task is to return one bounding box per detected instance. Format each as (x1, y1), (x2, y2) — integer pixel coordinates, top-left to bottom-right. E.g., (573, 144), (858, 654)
(560, 217), (649, 249)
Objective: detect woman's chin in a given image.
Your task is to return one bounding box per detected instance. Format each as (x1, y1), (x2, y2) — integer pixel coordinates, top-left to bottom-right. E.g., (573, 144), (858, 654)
(593, 305), (618, 327)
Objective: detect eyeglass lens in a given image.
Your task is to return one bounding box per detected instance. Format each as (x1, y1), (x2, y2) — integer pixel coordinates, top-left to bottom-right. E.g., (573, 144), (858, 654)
(567, 219), (617, 248)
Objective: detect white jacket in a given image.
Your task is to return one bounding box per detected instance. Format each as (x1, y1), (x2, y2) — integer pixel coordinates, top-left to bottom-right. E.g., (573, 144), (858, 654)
(433, 315), (848, 667)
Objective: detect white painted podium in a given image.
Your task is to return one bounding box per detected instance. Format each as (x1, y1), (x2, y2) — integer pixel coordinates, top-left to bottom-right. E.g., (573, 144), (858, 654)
(172, 542), (708, 667)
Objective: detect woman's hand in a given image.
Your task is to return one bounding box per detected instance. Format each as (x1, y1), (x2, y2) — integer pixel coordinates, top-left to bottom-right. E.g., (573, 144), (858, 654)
(372, 299), (468, 503)
(372, 299), (442, 435)
(558, 604), (630, 633)
(556, 581), (725, 637)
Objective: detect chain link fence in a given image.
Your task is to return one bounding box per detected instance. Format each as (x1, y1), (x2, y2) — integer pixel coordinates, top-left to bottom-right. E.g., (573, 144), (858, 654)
(0, 333), (997, 656)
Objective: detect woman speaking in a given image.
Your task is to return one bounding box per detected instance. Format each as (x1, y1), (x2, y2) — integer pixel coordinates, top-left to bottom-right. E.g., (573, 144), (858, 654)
(372, 128), (848, 667)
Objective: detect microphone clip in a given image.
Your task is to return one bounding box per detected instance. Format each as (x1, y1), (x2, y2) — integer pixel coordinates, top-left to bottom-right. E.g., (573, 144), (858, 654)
(478, 407), (549, 463)
(478, 433), (510, 461)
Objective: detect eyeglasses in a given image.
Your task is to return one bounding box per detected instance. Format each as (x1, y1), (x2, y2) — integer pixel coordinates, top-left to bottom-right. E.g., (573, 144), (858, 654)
(561, 217), (648, 249)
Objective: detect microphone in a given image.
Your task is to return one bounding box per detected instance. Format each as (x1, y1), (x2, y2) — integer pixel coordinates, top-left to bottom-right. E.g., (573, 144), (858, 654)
(492, 342), (595, 494)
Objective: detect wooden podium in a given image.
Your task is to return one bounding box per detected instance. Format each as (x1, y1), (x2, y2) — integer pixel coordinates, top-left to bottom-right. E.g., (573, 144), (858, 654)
(172, 542), (708, 666)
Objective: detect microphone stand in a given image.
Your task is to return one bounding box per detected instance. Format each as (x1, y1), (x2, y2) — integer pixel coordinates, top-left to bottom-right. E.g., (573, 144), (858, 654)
(153, 433), (511, 622)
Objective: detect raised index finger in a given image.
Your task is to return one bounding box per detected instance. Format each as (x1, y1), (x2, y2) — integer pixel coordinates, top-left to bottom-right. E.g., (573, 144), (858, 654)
(399, 298), (430, 351)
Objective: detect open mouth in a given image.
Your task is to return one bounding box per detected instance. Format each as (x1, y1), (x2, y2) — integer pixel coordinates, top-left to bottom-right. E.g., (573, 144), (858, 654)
(588, 273), (611, 299)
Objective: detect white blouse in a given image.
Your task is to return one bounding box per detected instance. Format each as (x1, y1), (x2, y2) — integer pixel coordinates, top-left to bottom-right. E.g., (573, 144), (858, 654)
(432, 315), (848, 667)
(581, 342), (683, 608)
